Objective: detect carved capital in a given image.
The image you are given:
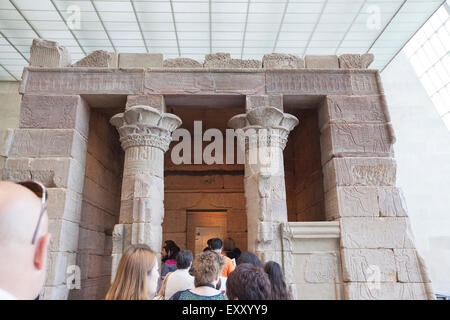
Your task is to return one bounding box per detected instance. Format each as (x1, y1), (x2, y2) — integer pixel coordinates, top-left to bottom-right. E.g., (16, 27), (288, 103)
(228, 106), (299, 150)
(110, 105), (182, 152)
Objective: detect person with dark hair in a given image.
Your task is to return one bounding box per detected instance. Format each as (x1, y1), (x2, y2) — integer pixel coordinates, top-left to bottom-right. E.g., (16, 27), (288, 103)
(264, 261), (291, 300)
(226, 263), (271, 300)
(236, 251), (263, 268)
(208, 237), (235, 277)
(162, 250), (195, 300)
(161, 240), (176, 263)
(161, 241), (180, 279)
(223, 237), (241, 260)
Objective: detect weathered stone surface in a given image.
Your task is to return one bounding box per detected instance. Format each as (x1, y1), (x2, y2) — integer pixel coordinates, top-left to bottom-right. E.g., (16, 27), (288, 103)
(204, 52), (261, 68)
(340, 217), (415, 249)
(0, 128), (14, 157)
(350, 72), (379, 95)
(344, 282), (432, 300)
(320, 123), (394, 164)
(266, 70), (352, 95)
(21, 68), (144, 95)
(163, 57), (203, 68)
(294, 252), (340, 283)
(72, 50), (117, 68)
(8, 129), (87, 164)
(342, 249), (396, 282)
(246, 94), (283, 112)
(118, 53), (163, 68)
(378, 187), (408, 217)
(119, 197), (164, 224)
(47, 188), (82, 223)
(325, 186), (408, 219)
(318, 95), (389, 130)
(125, 94), (165, 111)
(78, 227), (105, 256)
(296, 283), (343, 300)
(262, 53), (305, 69)
(145, 70), (265, 95)
(323, 157), (396, 192)
(325, 186), (379, 219)
(394, 249), (432, 283)
(19, 95), (90, 139)
(40, 285), (70, 300)
(48, 218), (80, 252)
(305, 55), (339, 69)
(30, 38), (71, 67)
(339, 53), (374, 69)
(2, 157), (85, 193)
(45, 251), (77, 286)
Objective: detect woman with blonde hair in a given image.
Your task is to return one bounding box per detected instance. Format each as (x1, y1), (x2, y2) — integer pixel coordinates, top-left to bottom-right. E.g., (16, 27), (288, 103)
(105, 244), (159, 300)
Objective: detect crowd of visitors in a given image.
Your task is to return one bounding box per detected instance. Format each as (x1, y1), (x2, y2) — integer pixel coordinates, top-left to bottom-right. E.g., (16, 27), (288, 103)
(0, 180), (292, 300)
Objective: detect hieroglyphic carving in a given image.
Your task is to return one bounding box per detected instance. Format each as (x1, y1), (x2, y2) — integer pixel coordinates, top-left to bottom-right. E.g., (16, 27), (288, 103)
(22, 68), (144, 94)
(266, 70), (352, 95)
(350, 72), (379, 95)
(305, 253), (339, 283)
(145, 71), (265, 95)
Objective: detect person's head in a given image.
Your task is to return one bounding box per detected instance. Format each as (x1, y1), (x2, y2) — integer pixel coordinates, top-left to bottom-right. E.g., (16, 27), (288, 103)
(192, 251), (225, 288)
(264, 261), (291, 300)
(106, 244), (158, 300)
(208, 238), (223, 254)
(226, 263), (271, 300)
(236, 251), (263, 268)
(223, 238), (236, 252)
(162, 240), (176, 257)
(0, 181), (51, 300)
(176, 250), (193, 270)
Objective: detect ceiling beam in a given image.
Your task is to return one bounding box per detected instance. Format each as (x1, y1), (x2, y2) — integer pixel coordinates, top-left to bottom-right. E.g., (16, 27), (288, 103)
(169, 0), (181, 56)
(49, 0), (87, 56)
(0, 63), (19, 81)
(366, 0), (408, 53)
(334, 0), (368, 55)
(380, 0), (446, 72)
(9, 0), (41, 38)
(240, 0), (251, 59)
(303, 0), (329, 56)
(209, 0), (212, 54)
(90, 0), (116, 52)
(130, 0), (149, 53)
(0, 31), (29, 63)
(273, 0), (290, 53)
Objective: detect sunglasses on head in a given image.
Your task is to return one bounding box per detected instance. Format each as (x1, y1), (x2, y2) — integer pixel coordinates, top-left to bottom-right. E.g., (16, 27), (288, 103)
(16, 181), (48, 245)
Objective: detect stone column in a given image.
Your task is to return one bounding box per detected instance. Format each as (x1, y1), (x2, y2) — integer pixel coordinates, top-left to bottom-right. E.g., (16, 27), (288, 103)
(109, 96), (181, 280)
(228, 94), (298, 286)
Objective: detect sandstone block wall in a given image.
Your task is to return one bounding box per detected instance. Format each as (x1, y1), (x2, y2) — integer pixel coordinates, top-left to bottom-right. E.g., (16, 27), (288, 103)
(285, 109), (325, 222)
(69, 110), (123, 300)
(319, 92), (434, 299)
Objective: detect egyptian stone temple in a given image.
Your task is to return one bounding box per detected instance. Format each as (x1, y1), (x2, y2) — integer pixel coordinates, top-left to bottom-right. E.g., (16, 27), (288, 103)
(0, 39), (435, 300)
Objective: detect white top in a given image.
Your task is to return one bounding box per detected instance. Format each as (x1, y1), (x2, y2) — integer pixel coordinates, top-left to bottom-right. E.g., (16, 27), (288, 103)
(164, 268), (195, 300)
(0, 288), (16, 300)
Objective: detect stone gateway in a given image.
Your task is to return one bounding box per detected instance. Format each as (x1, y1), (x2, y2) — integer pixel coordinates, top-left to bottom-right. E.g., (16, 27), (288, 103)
(0, 40), (434, 300)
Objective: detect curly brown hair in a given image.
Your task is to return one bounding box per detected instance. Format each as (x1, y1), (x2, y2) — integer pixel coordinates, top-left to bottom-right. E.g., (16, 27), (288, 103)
(192, 251), (225, 287)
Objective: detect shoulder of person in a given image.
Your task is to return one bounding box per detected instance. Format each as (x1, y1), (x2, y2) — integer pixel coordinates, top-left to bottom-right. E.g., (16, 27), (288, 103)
(169, 290), (187, 300)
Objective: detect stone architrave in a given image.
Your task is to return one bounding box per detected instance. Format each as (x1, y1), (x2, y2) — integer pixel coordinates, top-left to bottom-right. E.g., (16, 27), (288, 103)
(109, 98), (181, 280)
(228, 95), (299, 268)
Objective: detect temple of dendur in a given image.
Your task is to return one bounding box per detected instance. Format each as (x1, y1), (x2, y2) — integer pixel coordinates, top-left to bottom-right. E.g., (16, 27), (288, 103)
(0, 39), (435, 300)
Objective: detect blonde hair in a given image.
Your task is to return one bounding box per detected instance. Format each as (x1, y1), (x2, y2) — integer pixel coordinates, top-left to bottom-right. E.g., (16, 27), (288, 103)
(105, 244), (157, 300)
(192, 251), (225, 287)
